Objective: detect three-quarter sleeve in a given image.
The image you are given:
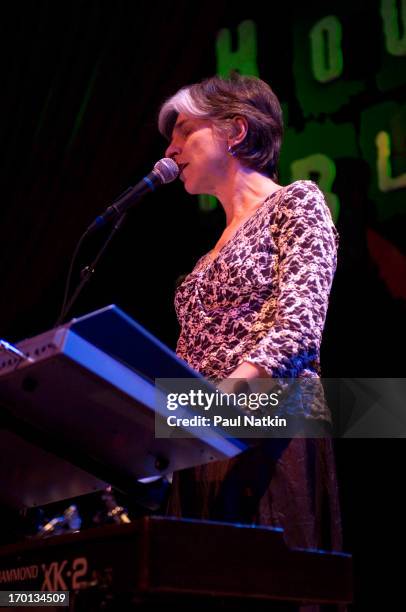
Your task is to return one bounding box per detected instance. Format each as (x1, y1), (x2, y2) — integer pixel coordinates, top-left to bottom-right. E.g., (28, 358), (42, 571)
(243, 182), (338, 378)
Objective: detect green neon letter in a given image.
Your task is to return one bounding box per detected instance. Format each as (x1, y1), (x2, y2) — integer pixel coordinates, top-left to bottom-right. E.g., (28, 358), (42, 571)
(381, 0), (406, 56)
(291, 154), (340, 222)
(309, 16), (343, 83)
(216, 20), (259, 77)
(375, 131), (406, 191)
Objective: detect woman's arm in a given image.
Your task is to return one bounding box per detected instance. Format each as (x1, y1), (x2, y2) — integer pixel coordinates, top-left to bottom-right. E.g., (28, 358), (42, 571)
(228, 181), (338, 382)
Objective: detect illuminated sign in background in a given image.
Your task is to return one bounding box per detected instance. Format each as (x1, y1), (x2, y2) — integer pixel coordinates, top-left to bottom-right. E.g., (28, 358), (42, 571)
(201, 3), (405, 223)
(195, 2), (405, 309)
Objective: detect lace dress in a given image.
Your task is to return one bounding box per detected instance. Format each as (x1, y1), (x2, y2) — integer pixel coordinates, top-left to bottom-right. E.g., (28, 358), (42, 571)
(168, 180), (343, 554)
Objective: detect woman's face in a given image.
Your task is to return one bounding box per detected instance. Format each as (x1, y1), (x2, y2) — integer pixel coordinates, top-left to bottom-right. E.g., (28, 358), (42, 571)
(165, 113), (229, 195)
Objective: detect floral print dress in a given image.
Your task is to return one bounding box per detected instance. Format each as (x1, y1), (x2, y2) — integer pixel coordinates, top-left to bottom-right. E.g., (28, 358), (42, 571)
(168, 180), (343, 555)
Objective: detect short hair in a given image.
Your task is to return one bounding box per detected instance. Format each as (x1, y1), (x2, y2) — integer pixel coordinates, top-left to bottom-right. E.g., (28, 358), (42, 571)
(158, 73), (284, 180)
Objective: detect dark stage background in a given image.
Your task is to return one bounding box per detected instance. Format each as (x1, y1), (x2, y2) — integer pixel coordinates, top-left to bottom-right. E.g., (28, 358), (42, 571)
(0, 1), (405, 608)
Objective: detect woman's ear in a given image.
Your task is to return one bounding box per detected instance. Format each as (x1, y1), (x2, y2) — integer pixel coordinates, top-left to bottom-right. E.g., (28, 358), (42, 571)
(229, 116), (248, 147)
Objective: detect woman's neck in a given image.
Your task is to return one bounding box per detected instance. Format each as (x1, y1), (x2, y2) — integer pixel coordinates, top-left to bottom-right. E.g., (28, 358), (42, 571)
(213, 164), (282, 226)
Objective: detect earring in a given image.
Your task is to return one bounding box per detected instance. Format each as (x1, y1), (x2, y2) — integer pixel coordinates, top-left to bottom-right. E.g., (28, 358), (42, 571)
(227, 145), (237, 157)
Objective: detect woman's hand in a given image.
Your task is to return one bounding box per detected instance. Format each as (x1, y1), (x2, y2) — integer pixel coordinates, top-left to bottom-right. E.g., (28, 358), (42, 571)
(215, 361), (272, 395)
(228, 361), (270, 380)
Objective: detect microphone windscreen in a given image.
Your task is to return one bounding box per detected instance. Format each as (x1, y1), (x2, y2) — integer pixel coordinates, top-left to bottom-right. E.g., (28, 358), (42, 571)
(153, 157), (179, 184)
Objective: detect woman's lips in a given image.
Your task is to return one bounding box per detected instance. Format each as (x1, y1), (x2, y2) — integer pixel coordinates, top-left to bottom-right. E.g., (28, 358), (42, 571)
(179, 163), (189, 179)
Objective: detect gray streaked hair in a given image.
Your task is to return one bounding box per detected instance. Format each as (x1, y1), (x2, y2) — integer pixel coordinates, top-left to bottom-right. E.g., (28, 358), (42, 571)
(158, 72), (284, 180)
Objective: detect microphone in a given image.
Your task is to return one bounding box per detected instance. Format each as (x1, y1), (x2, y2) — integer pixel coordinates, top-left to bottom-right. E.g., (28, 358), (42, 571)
(86, 157), (179, 233)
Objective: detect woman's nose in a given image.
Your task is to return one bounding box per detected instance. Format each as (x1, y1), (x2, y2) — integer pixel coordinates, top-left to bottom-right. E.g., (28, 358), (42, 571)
(165, 140), (180, 158)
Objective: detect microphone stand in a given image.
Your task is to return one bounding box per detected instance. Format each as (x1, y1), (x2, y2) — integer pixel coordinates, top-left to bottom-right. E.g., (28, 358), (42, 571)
(55, 213), (127, 327)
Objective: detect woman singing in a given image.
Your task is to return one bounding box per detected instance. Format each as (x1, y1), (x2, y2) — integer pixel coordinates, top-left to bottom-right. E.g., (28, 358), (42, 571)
(158, 73), (342, 553)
